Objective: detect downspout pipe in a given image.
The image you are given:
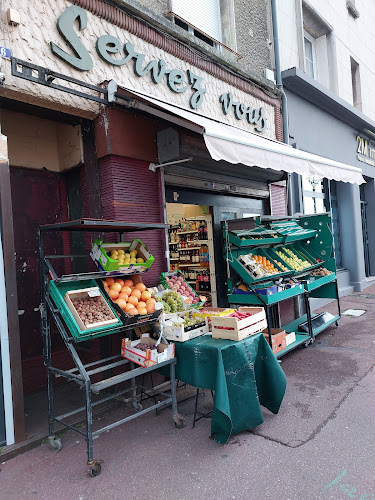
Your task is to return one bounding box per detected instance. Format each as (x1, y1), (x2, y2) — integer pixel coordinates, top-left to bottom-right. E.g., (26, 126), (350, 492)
(271, 0), (288, 145)
(271, 0), (297, 215)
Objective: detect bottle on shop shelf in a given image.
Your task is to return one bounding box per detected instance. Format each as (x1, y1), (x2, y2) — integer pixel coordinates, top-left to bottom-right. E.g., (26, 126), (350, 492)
(200, 245), (209, 268)
(203, 273), (210, 292)
(203, 223), (208, 240)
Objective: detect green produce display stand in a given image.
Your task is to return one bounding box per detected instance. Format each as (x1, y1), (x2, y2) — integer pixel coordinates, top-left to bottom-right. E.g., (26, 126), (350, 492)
(223, 213), (341, 357)
(173, 332), (286, 444)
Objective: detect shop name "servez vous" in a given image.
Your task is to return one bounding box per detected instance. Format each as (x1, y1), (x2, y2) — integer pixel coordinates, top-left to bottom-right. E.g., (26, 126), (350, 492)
(50, 6), (267, 132)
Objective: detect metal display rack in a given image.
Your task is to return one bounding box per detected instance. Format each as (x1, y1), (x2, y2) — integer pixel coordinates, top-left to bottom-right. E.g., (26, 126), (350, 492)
(224, 213), (341, 357)
(38, 218), (184, 477)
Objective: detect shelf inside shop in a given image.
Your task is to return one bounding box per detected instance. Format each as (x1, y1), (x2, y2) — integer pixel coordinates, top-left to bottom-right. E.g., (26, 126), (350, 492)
(176, 230), (198, 235)
(170, 258), (179, 261)
(283, 313), (340, 337)
(178, 263), (203, 267)
(169, 241), (179, 245)
(276, 333), (311, 358)
(177, 247), (202, 251)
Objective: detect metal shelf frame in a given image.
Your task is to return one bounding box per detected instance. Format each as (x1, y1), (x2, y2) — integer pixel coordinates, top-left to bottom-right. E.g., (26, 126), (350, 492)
(38, 219), (184, 477)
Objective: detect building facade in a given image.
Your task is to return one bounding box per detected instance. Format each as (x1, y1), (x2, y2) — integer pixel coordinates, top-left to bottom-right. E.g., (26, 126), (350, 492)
(277, 0), (375, 294)
(0, 0), (285, 444)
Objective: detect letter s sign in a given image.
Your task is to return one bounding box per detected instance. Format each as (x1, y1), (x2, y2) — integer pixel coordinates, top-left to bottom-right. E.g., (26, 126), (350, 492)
(50, 5), (93, 71)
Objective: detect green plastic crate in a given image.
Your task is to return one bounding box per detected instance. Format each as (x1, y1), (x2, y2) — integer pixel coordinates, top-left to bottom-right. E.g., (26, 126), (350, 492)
(49, 279), (123, 342)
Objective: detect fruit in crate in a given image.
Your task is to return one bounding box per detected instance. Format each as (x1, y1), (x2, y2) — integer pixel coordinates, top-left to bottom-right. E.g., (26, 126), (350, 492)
(275, 248), (310, 271)
(164, 274), (201, 305)
(172, 317), (203, 327)
(102, 277), (156, 316)
(109, 248), (138, 266)
(274, 260), (288, 272)
(157, 290), (184, 313)
(251, 255), (278, 275)
(71, 296), (115, 326)
(310, 267), (332, 276)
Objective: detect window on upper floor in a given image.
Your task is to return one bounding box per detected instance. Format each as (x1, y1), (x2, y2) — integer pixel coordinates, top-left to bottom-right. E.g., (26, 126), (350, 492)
(350, 56), (362, 111)
(169, 0), (223, 51)
(302, 1), (337, 91)
(304, 31), (316, 79)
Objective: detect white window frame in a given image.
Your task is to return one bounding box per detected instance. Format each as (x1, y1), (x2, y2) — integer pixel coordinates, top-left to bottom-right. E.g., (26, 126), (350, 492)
(303, 30), (317, 79)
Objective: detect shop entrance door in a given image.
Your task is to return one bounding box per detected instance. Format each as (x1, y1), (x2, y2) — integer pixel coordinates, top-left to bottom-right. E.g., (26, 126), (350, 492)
(360, 185), (371, 277)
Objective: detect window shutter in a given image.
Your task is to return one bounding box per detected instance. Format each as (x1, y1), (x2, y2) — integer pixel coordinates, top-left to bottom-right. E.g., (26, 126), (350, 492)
(315, 34), (330, 88)
(170, 0), (222, 42)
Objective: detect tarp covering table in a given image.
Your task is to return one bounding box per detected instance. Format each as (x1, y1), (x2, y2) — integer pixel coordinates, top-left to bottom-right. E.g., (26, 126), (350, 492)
(174, 333), (286, 444)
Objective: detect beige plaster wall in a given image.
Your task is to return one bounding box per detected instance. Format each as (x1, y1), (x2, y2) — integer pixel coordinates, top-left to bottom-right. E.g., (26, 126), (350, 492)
(1, 110), (83, 171)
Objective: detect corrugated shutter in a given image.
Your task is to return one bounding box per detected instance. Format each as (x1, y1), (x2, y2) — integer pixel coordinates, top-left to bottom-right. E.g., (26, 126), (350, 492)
(170, 0), (222, 42)
(100, 155), (167, 287)
(315, 34), (330, 89)
(270, 183), (288, 216)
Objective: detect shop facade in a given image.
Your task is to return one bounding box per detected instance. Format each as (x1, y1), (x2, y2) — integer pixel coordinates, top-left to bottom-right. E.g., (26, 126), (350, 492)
(0, 0), (284, 443)
(283, 68), (375, 294)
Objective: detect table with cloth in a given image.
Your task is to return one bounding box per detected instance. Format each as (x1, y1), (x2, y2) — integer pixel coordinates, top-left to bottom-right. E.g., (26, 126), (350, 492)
(173, 332), (287, 444)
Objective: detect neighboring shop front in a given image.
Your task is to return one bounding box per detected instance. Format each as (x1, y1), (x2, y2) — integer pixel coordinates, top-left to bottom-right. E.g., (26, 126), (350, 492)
(283, 68), (375, 293)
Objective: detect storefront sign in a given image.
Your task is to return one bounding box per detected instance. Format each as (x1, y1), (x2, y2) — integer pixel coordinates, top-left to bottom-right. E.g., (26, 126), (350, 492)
(50, 6), (267, 132)
(357, 135), (375, 166)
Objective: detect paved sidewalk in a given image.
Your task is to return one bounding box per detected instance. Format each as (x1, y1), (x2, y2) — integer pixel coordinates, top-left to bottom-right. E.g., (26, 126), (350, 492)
(1, 287), (374, 499)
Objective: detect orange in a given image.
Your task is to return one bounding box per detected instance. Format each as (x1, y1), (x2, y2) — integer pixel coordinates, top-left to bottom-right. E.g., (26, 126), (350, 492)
(128, 295), (138, 306)
(122, 286), (132, 296)
(106, 277), (115, 286)
(146, 298), (156, 306)
(115, 298), (127, 310)
(146, 303), (155, 314)
(108, 289), (119, 300)
(115, 279), (125, 287)
(131, 289), (141, 299)
(141, 290), (151, 301)
(127, 307), (138, 316)
(124, 279), (134, 288)
(137, 307), (147, 315)
(135, 283), (146, 292)
(110, 283), (122, 292)
(137, 301), (146, 309)
(118, 293), (129, 302)
(125, 303), (136, 312)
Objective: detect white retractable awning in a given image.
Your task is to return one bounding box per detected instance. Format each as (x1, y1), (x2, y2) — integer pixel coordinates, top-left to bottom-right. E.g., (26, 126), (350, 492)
(110, 83), (365, 185)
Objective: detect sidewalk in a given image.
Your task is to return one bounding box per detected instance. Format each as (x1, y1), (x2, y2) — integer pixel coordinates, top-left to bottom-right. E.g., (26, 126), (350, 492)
(1, 286), (374, 499)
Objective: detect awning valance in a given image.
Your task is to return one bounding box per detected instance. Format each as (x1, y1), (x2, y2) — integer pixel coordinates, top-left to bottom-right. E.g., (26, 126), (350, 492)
(110, 83), (365, 185)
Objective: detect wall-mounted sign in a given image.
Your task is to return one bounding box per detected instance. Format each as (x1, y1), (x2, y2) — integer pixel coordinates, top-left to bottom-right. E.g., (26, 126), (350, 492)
(50, 6), (267, 132)
(0, 47), (12, 59)
(357, 135), (375, 167)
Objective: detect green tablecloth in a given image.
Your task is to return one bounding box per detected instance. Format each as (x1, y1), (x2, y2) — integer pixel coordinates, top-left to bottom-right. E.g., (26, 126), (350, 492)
(174, 332), (286, 444)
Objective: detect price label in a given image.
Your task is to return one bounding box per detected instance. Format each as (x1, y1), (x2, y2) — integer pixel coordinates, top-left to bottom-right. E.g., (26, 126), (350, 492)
(155, 302), (163, 310)
(87, 289), (101, 298)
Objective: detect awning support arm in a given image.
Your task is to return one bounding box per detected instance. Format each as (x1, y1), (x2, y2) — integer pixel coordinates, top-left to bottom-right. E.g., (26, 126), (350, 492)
(149, 157), (193, 173)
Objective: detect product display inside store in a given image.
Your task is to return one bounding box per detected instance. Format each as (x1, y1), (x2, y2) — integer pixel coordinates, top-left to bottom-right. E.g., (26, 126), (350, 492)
(39, 212), (339, 475)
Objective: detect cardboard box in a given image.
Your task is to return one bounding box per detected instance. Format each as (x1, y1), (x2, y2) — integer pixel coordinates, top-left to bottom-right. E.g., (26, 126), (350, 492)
(162, 317), (210, 342)
(285, 331), (296, 346)
(212, 307), (267, 341)
(91, 239), (154, 275)
(64, 287), (119, 331)
(262, 328), (286, 354)
(121, 334), (175, 368)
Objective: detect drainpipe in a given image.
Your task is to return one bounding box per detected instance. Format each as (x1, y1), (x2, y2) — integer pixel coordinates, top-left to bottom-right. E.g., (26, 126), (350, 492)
(271, 0), (288, 145)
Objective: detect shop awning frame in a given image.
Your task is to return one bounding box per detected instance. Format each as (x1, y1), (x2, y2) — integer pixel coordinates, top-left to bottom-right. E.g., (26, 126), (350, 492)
(109, 82), (365, 185)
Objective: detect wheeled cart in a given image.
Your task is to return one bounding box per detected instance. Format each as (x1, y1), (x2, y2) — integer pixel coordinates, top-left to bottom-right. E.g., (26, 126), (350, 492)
(224, 213), (341, 357)
(38, 219), (185, 477)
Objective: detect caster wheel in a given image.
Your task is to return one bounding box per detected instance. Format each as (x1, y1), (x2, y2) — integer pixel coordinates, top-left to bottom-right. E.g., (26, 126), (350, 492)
(335, 321), (339, 327)
(303, 341), (309, 348)
(309, 337), (315, 345)
(133, 403), (143, 412)
(49, 438), (62, 453)
(174, 414), (186, 428)
(88, 463), (102, 477)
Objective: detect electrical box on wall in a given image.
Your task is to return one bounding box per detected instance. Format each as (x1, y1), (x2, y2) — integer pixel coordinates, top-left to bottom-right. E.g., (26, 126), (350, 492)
(7, 9), (20, 26)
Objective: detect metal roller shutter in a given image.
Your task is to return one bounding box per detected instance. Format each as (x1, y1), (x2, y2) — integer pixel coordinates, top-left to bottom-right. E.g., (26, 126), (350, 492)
(170, 0), (222, 42)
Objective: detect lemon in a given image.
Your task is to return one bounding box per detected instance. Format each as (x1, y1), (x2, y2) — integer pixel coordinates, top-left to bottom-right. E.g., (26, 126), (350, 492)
(136, 258), (144, 263)
(124, 253), (131, 259)
(118, 249), (125, 255)
(130, 250), (137, 258)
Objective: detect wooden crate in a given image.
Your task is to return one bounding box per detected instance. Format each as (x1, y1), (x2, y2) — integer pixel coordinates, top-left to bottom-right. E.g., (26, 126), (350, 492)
(64, 287), (119, 331)
(211, 307), (267, 341)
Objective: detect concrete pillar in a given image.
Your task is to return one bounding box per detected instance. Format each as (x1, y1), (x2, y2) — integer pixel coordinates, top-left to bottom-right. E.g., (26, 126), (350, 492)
(337, 182), (366, 291)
